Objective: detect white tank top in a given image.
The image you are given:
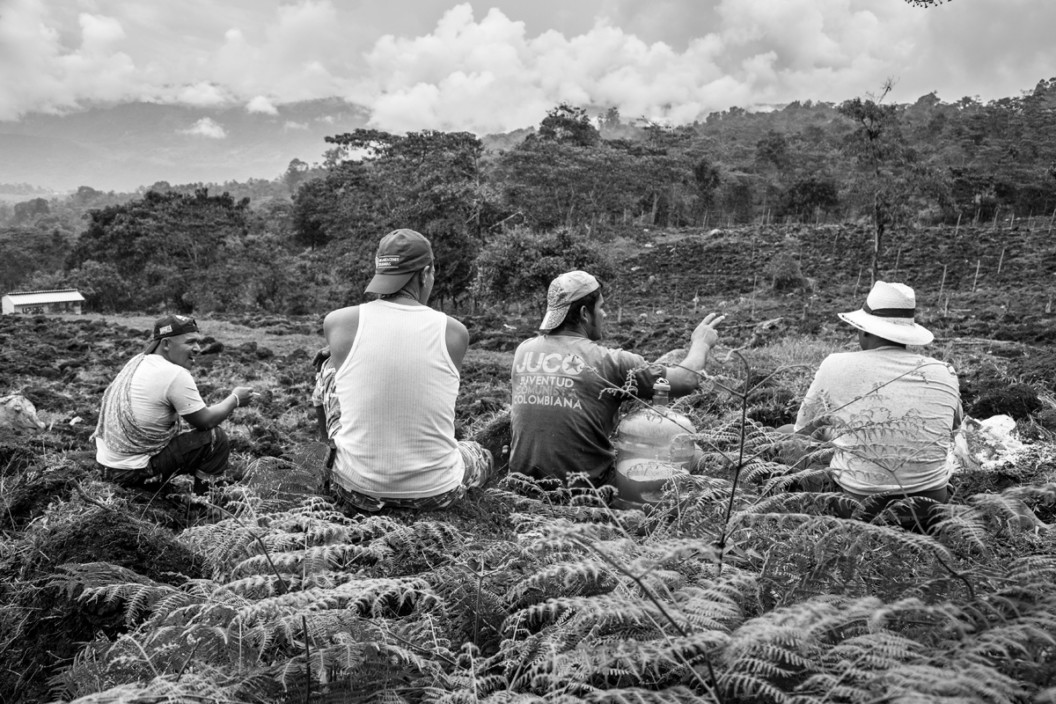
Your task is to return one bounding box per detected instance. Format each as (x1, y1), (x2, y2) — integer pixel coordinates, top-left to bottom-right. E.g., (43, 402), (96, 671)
(331, 300), (464, 498)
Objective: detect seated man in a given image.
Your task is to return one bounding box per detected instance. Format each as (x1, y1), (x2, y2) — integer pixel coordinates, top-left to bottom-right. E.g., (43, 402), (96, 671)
(509, 270), (724, 486)
(93, 314), (254, 491)
(791, 281), (962, 520)
(323, 229), (493, 512)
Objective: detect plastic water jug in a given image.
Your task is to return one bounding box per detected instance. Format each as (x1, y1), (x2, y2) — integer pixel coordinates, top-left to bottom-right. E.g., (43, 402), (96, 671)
(613, 380), (697, 510)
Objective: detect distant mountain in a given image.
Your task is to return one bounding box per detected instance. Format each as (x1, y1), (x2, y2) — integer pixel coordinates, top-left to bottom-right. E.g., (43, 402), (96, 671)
(0, 99), (371, 193)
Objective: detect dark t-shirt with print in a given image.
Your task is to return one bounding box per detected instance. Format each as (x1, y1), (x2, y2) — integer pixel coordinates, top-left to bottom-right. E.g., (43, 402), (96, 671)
(509, 333), (660, 482)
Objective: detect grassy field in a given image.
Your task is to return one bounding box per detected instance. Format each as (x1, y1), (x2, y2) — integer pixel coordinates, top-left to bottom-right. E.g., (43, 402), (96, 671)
(60, 312), (325, 357)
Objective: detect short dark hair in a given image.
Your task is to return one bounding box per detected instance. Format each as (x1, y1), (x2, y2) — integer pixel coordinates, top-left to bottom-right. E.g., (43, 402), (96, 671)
(551, 283), (604, 333)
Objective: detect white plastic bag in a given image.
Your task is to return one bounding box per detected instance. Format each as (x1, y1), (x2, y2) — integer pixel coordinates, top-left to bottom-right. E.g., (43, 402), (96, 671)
(948, 414), (1026, 473)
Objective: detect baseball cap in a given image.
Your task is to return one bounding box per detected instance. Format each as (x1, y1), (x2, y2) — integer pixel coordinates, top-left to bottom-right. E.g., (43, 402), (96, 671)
(144, 314), (199, 354)
(539, 271), (601, 332)
(364, 229), (434, 295)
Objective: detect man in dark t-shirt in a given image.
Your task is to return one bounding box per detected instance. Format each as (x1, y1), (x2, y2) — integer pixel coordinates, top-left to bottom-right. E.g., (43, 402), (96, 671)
(510, 271), (723, 484)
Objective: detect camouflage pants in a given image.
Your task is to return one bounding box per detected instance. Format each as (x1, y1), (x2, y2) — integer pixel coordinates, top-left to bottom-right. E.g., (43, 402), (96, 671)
(331, 441), (493, 512)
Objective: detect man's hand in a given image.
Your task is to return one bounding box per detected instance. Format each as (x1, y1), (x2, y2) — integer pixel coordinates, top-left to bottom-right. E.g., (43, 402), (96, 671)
(232, 386), (254, 406)
(312, 346), (331, 372)
(691, 312), (725, 348)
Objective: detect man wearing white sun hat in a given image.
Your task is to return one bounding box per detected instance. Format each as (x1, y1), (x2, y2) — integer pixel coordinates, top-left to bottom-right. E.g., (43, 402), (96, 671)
(793, 281), (962, 513)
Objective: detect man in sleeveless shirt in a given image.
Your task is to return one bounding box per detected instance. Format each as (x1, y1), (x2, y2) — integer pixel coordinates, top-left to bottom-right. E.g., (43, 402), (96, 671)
(93, 314), (255, 491)
(509, 271), (724, 486)
(323, 229), (493, 512)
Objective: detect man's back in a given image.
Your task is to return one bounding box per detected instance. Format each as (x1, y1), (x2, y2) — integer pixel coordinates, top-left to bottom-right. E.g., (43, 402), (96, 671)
(330, 300), (462, 498)
(510, 333), (655, 482)
(796, 347), (960, 494)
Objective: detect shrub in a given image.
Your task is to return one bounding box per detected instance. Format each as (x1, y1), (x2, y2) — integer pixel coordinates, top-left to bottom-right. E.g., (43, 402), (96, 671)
(473, 226), (617, 309)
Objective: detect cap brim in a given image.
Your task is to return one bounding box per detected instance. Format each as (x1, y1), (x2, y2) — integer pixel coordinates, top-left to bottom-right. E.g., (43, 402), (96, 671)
(838, 310), (934, 346)
(539, 306), (570, 332)
(365, 271), (415, 295)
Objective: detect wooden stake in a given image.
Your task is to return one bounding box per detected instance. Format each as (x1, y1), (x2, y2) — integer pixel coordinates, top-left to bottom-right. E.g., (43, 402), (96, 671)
(954, 212), (962, 239)
(938, 264), (947, 306)
(996, 247), (1006, 277)
(853, 267), (863, 299)
(751, 274), (757, 317)
(302, 615), (311, 704)
(944, 294), (950, 316)
(972, 259), (981, 292)
(993, 207), (1000, 230)
(894, 245), (902, 276)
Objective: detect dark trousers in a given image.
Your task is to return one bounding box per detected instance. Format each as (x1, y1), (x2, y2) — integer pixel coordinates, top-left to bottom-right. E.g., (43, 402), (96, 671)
(841, 485), (950, 532)
(100, 427), (230, 487)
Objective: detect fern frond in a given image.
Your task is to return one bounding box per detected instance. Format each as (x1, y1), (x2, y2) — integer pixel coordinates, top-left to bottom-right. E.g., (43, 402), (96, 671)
(53, 562), (179, 628)
(581, 685), (717, 703)
(507, 560), (619, 605)
(64, 672), (236, 704)
(235, 577), (436, 627)
(717, 670), (794, 703)
(508, 593), (688, 637)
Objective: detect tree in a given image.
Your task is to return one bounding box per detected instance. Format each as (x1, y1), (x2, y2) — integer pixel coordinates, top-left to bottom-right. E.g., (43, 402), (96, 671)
(535, 104), (600, 147)
(68, 189), (251, 312)
(838, 83), (904, 283)
(473, 226), (617, 308)
(301, 129), (496, 304)
(777, 177), (841, 221)
(13, 198), (49, 223)
(283, 158), (310, 195)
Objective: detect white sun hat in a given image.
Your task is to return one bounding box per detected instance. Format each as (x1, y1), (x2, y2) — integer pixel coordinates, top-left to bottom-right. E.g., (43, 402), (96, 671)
(837, 281), (934, 346)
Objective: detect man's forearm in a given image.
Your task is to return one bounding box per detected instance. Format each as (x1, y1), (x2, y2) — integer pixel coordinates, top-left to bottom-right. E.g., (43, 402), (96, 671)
(185, 394), (240, 430)
(667, 341), (712, 397)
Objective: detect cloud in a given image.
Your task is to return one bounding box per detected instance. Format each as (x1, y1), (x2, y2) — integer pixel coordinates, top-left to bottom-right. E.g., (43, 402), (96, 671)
(181, 117), (227, 138)
(1, 0), (1054, 132)
(247, 95), (279, 114)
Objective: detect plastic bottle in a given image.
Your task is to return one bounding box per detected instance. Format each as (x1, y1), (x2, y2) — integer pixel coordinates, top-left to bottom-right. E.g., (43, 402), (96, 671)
(613, 379), (698, 510)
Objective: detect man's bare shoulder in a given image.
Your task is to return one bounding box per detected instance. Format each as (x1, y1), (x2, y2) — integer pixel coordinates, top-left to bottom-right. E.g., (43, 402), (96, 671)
(445, 314), (469, 338)
(324, 305), (361, 329)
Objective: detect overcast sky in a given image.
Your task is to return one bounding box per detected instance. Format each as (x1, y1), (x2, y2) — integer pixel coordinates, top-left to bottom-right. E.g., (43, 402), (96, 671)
(3, 0), (1054, 132)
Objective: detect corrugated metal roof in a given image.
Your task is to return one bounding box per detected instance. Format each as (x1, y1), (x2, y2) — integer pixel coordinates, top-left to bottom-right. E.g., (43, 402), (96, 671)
(4, 290), (85, 305)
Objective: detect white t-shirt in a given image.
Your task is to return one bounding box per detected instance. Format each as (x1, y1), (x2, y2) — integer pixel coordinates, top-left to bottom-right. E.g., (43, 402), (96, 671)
(95, 355), (207, 469)
(795, 347), (961, 495)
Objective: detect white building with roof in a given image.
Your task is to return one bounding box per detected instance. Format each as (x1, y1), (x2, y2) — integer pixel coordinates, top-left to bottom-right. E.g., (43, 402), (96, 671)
(2, 289), (86, 315)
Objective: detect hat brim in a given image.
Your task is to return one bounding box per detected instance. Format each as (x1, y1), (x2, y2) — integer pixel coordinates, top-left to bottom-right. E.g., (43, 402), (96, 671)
(539, 305), (570, 332)
(838, 310), (934, 346)
(365, 271), (416, 295)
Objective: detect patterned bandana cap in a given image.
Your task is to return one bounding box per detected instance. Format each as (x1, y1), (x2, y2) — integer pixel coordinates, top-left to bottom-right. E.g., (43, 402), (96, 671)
(144, 314), (199, 353)
(364, 229), (434, 295)
(539, 271), (600, 332)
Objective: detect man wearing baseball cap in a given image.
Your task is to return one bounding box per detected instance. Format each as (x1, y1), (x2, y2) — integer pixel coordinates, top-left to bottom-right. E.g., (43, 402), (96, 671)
(509, 270), (724, 486)
(791, 280), (962, 526)
(93, 314), (254, 492)
(322, 229), (493, 512)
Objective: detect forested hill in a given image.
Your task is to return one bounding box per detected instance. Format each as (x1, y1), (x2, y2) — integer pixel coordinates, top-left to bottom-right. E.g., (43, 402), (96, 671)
(2, 78), (1055, 319)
